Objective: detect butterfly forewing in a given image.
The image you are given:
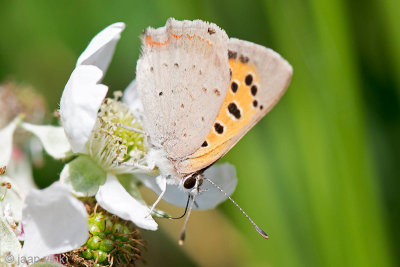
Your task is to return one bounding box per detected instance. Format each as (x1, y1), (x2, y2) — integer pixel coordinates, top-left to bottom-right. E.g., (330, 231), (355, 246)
(137, 19), (230, 159)
(177, 38), (293, 174)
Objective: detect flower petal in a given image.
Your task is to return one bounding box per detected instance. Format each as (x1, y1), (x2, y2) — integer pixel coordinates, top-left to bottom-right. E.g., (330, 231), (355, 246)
(117, 174), (169, 218)
(122, 79), (143, 112)
(5, 147), (37, 198)
(60, 155), (107, 197)
(117, 174), (146, 204)
(21, 123), (72, 159)
(59, 65), (108, 153)
(96, 174), (158, 231)
(21, 182), (88, 259)
(0, 116), (21, 167)
(0, 215), (21, 261)
(137, 163), (237, 210)
(77, 22), (125, 73)
(0, 176), (24, 222)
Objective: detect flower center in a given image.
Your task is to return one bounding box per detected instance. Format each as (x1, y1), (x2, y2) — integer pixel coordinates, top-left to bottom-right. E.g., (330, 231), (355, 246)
(87, 98), (148, 173)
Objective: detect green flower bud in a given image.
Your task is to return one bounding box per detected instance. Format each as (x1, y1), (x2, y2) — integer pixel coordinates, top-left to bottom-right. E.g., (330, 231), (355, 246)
(87, 236), (102, 250)
(104, 217), (113, 234)
(99, 239), (114, 253)
(118, 225), (130, 242)
(64, 203), (144, 266)
(112, 222), (123, 235)
(89, 224), (102, 236)
(120, 244), (132, 254)
(80, 249), (93, 260)
(93, 250), (108, 263)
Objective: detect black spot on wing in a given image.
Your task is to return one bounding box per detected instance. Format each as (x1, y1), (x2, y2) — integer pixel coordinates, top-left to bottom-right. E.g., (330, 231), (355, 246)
(239, 54), (249, 63)
(245, 74), (253, 86)
(228, 103), (241, 119)
(231, 81), (238, 93)
(214, 122), (224, 134)
(228, 50), (237, 59)
(251, 85), (257, 96)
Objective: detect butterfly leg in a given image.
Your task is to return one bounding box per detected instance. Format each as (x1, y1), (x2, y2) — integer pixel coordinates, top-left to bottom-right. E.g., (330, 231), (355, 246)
(115, 123), (148, 136)
(146, 175), (167, 218)
(193, 200), (199, 209)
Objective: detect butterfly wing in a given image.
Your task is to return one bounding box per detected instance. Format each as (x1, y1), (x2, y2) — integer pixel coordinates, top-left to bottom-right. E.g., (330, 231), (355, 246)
(137, 18), (230, 159)
(177, 38), (293, 173)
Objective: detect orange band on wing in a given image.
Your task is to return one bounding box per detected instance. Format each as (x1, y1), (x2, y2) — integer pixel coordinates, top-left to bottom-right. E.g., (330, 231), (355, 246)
(146, 35), (170, 47)
(172, 33), (183, 39)
(146, 33), (212, 47)
(186, 33), (195, 40)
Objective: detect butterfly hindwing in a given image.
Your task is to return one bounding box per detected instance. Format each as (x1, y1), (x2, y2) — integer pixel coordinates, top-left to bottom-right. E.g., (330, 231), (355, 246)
(137, 19), (230, 159)
(177, 38), (293, 174)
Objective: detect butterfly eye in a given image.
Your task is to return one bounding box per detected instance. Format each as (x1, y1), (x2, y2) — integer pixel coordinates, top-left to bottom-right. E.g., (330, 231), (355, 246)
(183, 175), (197, 189)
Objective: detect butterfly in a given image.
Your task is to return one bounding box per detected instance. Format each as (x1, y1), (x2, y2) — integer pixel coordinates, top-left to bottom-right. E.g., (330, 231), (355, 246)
(134, 18), (292, 242)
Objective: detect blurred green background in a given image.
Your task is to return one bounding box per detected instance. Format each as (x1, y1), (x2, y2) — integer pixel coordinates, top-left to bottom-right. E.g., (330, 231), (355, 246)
(1, 0), (399, 266)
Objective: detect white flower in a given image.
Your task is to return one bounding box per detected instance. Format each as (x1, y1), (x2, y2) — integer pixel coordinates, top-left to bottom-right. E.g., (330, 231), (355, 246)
(0, 119), (88, 263)
(0, 23), (157, 232)
(55, 23), (157, 231)
(0, 118), (30, 265)
(21, 182), (88, 259)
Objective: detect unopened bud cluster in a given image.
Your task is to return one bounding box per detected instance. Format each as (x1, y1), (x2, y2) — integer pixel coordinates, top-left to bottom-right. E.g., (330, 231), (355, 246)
(64, 207), (145, 266)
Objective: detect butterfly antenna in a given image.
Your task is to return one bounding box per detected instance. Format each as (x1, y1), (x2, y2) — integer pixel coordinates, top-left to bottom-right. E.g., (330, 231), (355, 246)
(203, 177), (268, 239)
(179, 194), (197, 245)
(152, 195), (191, 220)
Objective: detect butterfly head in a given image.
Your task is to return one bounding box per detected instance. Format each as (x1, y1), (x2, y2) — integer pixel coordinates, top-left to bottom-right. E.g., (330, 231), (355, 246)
(181, 172), (204, 195)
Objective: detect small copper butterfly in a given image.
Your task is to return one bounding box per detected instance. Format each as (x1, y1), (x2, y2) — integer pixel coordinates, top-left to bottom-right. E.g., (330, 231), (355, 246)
(135, 18), (292, 243)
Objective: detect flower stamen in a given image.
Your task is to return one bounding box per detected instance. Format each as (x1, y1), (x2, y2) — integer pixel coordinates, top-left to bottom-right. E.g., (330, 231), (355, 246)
(87, 99), (153, 174)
